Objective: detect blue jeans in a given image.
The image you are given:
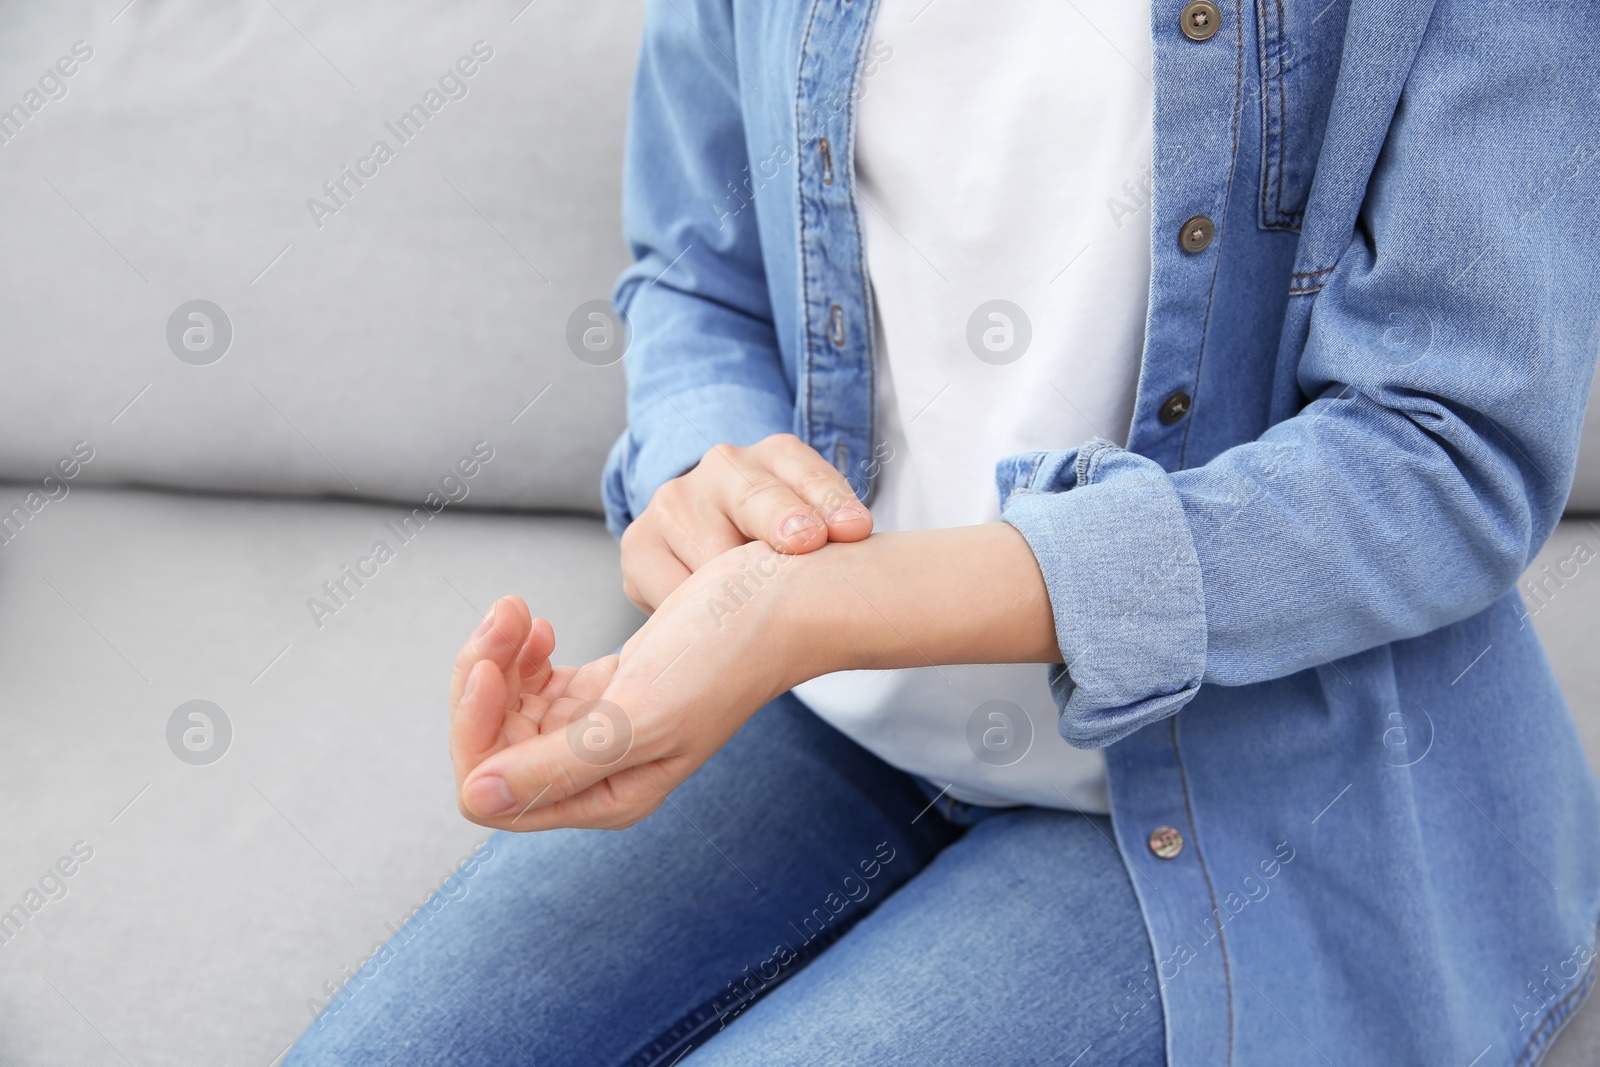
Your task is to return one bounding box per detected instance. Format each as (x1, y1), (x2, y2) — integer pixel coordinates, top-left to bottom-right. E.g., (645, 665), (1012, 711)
(286, 695), (1165, 1065)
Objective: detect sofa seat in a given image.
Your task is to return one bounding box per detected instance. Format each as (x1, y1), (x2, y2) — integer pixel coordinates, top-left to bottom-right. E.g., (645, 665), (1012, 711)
(0, 484), (1594, 1064)
(0, 483), (640, 1066)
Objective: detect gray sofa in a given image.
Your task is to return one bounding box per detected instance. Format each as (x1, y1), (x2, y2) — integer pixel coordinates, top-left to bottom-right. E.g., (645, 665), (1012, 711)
(0, 2), (1595, 1064)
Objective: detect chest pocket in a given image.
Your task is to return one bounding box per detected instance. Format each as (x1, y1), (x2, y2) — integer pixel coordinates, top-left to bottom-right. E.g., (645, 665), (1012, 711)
(1255, 0), (1351, 230)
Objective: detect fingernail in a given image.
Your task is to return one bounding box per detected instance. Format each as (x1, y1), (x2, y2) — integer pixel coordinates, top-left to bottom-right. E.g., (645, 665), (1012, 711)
(826, 505), (868, 524)
(465, 775), (517, 818)
(780, 514), (822, 540)
(462, 664), (482, 704)
(473, 603), (496, 638)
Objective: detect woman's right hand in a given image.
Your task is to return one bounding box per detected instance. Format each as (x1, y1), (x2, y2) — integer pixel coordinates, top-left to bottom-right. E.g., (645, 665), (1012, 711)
(619, 432), (872, 613)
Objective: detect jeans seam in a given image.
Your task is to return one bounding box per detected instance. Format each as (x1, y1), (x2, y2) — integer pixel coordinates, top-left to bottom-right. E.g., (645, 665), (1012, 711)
(615, 901), (867, 1067)
(1514, 920), (1600, 1067)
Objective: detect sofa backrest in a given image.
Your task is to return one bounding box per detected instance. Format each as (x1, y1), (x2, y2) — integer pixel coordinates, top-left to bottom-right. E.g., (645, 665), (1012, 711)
(0, 0), (640, 514)
(1576, 375), (1600, 513)
(0, 0), (1595, 516)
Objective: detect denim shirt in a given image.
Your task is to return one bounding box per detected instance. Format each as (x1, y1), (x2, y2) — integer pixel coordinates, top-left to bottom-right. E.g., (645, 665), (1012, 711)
(601, 1), (1600, 1063)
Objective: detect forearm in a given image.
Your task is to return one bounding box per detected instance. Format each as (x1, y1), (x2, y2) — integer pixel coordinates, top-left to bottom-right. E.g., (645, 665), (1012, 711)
(784, 524), (1062, 686)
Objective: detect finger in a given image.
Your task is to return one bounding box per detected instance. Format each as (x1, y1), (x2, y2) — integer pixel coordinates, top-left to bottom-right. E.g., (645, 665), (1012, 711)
(623, 469), (746, 606)
(451, 659), (508, 785)
(659, 506), (745, 574)
(495, 597), (535, 711)
(565, 653), (620, 702)
(513, 655), (615, 733)
(764, 437), (872, 543)
(694, 443), (824, 554)
(450, 596), (531, 711)
(451, 598), (509, 709)
(535, 662), (582, 702)
(516, 616), (556, 692)
(518, 659), (604, 735)
(621, 536), (692, 614)
(702, 440), (862, 554)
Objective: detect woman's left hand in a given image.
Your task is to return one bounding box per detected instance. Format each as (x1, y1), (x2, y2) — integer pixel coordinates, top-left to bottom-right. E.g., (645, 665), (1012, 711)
(453, 522), (1060, 831)
(455, 540), (816, 831)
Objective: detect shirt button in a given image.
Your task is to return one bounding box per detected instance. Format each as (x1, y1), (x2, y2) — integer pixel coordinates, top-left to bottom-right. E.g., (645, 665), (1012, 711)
(1180, 215), (1215, 253)
(827, 303), (846, 347)
(1180, 0), (1221, 40)
(1159, 390), (1191, 424)
(1148, 826), (1185, 859)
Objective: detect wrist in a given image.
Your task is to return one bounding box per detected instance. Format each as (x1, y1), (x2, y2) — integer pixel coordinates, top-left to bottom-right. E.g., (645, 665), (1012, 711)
(690, 540), (837, 693)
(776, 541), (864, 686)
(774, 525), (1062, 686)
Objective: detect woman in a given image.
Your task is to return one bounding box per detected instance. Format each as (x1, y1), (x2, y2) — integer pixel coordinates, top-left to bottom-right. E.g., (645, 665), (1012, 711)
(290, 0), (1600, 1063)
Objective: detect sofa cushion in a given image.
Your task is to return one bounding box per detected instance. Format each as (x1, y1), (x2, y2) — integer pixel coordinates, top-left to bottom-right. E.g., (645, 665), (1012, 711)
(0, 0), (641, 514)
(0, 482), (640, 1065)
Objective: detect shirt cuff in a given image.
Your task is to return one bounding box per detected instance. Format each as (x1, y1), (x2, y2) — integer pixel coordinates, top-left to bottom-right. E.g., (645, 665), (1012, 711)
(997, 439), (1209, 748)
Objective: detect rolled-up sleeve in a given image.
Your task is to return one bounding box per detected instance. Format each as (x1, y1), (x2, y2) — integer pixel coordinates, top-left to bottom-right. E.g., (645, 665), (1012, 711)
(1001, 445), (1208, 748)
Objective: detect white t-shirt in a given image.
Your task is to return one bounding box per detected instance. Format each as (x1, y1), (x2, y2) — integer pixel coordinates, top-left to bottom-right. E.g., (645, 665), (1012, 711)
(792, 0), (1153, 813)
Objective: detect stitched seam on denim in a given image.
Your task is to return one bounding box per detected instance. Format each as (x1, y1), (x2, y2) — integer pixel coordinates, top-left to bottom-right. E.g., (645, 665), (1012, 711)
(1170, 715), (1236, 1065)
(1076, 439), (1113, 487)
(1086, 443), (1113, 486)
(1254, 0), (1301, 231)
(617, 912), (860, 1067)
(1176, 0), (1246, 473)
(1290, 265), (1335, 279)
(1080, 447), (1101, 487)
(999, 455), (1044, 505)
(1270, 0), (1289, 224)
(1516, 978), (1590, 1067)
(1253, 0), (1274, 231)
(1514, 921), (1600, 1067)
(1287, 284), (1324, 295)
(794, 0), (823, 451)
(845, 0), (881, 499)
(1020, 450), (1046, 492)
(1265, 0), (1284, 227)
